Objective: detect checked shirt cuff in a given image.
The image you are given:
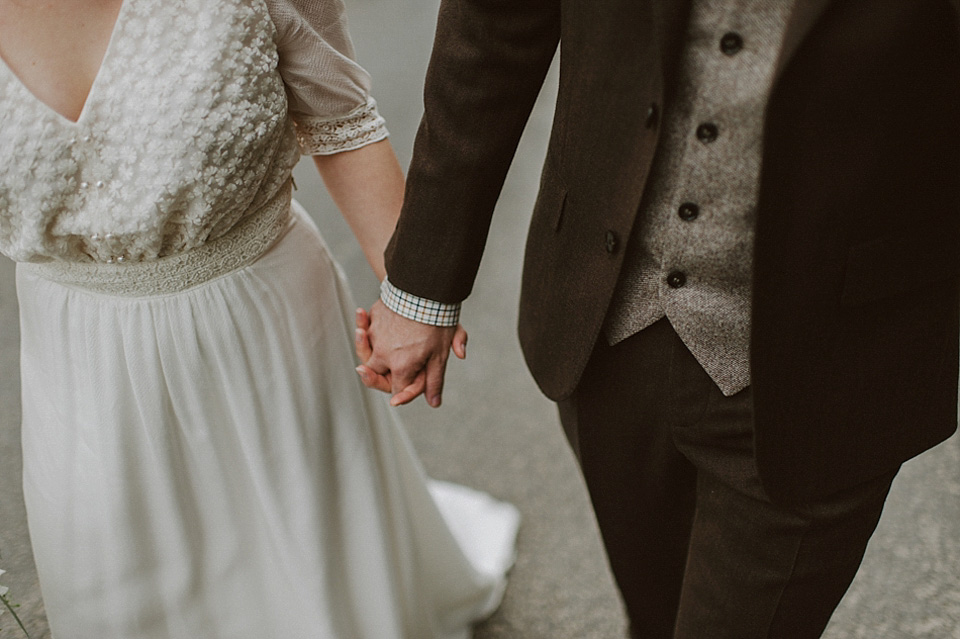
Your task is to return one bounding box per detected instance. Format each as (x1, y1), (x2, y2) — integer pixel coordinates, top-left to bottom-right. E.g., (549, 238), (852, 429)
(380, 278), (461, 327)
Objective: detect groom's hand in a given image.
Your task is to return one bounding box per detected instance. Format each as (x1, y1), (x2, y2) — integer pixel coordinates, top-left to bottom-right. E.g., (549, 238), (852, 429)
(355, 300), (467, 408)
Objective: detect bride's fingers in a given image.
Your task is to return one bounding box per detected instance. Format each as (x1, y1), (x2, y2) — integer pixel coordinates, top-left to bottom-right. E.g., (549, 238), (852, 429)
(452, 324), (468, 360)
(354, 308), (372, 360)
(390, 372), (426, 407)
(355, 327), (373, 361)
(355, 364), (391, 392)
(354, 307), (370, 330)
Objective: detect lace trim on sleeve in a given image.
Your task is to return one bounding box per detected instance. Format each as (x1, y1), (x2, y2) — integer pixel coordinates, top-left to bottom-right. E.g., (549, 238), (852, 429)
(293, 97), (389, 155)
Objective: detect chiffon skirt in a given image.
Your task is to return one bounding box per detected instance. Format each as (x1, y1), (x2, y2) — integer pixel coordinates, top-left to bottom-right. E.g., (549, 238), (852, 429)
(16, 204), (519, 639)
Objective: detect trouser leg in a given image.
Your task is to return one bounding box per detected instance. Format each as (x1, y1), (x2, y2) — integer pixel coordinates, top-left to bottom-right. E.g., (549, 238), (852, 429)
(560, 319), (897, 639)
(559, 319), (699, 638)
(670, 467), (894, 639)
(667, 327), (896, 639)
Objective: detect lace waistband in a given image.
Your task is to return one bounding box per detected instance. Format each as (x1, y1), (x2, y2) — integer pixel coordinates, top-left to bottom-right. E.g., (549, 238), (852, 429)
(22, 184), (293, 297)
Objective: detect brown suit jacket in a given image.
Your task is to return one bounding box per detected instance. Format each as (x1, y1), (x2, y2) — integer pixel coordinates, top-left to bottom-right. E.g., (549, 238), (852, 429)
(385, 0), (960, 502)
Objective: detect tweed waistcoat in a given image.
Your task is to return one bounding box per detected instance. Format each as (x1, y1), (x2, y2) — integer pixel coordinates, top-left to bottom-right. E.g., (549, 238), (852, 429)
(605, 0), (795, 396)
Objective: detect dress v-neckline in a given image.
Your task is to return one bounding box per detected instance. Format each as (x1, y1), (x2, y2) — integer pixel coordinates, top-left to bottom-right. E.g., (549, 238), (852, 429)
(0, 0), (130, 126)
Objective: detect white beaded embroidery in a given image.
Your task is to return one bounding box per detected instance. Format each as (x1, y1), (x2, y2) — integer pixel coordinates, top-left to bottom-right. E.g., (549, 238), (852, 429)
(23, 183), (293, 297)
(0, 0), (387, 265)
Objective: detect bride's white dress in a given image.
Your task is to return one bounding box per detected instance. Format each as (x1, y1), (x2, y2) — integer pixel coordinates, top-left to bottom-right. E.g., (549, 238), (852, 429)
(0, 1), (519, 638)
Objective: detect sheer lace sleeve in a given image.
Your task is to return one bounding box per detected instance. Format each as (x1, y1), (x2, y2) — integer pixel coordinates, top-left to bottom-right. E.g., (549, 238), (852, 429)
(266, 0), (389, 155)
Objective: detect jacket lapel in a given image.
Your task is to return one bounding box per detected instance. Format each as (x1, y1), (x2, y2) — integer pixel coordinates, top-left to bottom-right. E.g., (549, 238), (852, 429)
(773, 0), (835, 83)
(650, 0), (692, 100)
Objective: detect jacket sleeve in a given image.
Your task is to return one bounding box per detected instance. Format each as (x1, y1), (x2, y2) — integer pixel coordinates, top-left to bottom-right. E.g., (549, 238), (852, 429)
(384, 0), (561, 303)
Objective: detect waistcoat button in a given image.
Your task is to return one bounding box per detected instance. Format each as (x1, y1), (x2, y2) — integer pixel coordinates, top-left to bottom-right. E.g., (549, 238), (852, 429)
(667, 271), (687, 288)
(696, 123), (719, 143)
(678, 202), (700, 221)
(720, 32), (743, 56)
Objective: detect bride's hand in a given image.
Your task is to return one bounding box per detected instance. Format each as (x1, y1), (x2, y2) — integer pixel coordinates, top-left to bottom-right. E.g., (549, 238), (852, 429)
(355, 307), (390, 393)
(354, 304), (467, 407)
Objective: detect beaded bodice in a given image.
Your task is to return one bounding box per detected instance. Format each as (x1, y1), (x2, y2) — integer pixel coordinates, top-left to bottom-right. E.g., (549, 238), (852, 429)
(0, 0), (387, 264)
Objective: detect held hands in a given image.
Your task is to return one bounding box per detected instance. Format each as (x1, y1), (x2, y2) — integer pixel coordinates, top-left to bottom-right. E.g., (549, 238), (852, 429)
(355, 300), (467, 408)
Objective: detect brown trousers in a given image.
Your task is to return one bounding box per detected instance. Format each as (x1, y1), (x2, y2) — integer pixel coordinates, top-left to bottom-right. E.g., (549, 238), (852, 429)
(559, 319), (897, 639)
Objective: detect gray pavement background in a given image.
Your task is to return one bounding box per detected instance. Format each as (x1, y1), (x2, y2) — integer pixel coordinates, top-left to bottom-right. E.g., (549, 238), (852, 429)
(1, 0), (958, 637)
